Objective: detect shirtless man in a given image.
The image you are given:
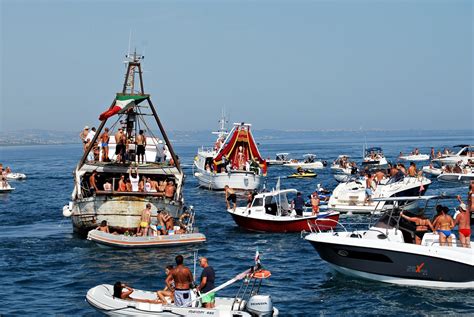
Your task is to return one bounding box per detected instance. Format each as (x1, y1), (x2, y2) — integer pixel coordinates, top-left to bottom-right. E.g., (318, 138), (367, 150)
(224, 185), (236, 211)
(158, 180), (166, 193)
(407, 162), (417, 177)
(126, 179), (133, 192)
(311, 192), (320, 216)
(165, 181), (176, 200)
(136, 203), (152, 236)
(117, 175), (126, 192)
(80, 126), (89, 150)
(89, 171), (98, 195)
(115, 128), (124, 162)
(136, 130), (147, 165)
(454, 203), (471, 248)
(150, 178), (159, 192)
(100, 128), (110, 162)
(171, 255), (194, 307)
(97, 220), (110, 233)
(364, 173), (375, 205)
(433, 206), (454, 246)
(374, 170), (385, 184)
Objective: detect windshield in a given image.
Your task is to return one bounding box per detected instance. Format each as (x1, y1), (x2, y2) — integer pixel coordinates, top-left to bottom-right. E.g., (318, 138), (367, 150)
(252, 197), (263, 207)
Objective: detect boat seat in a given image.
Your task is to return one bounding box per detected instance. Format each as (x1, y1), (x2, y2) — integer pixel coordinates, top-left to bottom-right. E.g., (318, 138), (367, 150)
(421, 233), (457, 247)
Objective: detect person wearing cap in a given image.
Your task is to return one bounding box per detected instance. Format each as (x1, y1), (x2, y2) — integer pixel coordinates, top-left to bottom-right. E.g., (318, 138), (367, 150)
(454, 201), (471, 248)
(292, 192), (305, 216)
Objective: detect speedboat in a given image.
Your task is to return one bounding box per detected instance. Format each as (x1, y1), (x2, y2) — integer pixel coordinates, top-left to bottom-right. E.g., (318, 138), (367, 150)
(305, 196), (474, 289)
(399, 154), (430, 162)
(62, 51), (186, 236)
(194, 119), (267, 191)
(283, 154), (326, 169)
(0, 181), (15, 193)
(227, 189), (339, 232)
(86, 259), (279, 316)
(362, 147), (388, 169)
(330, 155), (356, 175)
(327, 175), (431, 214)
(267, 153), (291, 165)
(421, 162), (443, 177)
(437, 166), (474, 183)
(432, 145), (473, 166)
(5, 172), (27, 180)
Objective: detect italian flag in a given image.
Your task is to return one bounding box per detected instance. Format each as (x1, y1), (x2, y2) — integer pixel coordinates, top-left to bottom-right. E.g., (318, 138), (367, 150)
(99, 95), (147, 121)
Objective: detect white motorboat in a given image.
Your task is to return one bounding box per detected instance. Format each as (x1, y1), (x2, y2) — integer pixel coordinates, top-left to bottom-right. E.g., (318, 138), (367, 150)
(266, 153), (291, 165)
(5, 172), (27, 180)
(305, 196), (474, 289)
(227, 189), (339, 232)
(327, 175), (431, 214)
(283, 154), (326, 169)
(421, 163), (443, 177)
(437, 168), (474, 183)
(432, 144), (473, 166)
(330, 155), (357, 175)
(86, 261), (279, 316)
(0, 181), (15, 193)
(398, 154), (430, 162)
(194, 121), (267, 191)
(362, 147), (388, 169)
(62, 52), (186, 236)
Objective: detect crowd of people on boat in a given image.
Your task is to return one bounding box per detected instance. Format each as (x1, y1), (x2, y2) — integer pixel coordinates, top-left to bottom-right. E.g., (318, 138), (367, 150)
(85, 168), (176, 200)
(80, 125), (176, 165)
(113, 255), (216, 308)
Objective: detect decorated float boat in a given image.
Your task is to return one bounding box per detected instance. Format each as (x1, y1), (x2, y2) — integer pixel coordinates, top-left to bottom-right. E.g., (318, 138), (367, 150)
(194, 120), (267, 190)
(62, 51), (185, 236)
(227, 189), (339, 232)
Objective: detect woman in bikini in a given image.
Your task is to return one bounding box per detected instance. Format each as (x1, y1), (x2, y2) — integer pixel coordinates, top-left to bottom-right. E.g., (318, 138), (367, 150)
(157, 266), (175, 304)
(114, 282), (162, 303)
(400, 212), (435, 245)
(432, 206), (454, 246)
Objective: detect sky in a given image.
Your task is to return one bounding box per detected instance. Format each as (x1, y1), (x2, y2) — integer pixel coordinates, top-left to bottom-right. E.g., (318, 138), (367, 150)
(1, 0), (472, 132)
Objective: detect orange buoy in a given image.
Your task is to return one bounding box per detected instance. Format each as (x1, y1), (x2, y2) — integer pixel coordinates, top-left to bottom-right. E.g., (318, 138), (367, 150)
(252, 269), (271, 279)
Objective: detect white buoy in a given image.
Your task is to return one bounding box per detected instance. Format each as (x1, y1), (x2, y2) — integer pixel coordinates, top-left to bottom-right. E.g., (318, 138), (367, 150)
(62, 204), (72, 217)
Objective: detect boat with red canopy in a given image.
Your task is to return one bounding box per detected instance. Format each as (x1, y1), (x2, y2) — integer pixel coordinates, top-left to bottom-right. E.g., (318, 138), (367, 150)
(194, 122), (267, 190)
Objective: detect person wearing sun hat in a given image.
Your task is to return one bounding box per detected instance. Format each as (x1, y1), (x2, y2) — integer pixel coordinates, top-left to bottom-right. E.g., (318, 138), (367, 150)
(79, 125), (89, 145)
(454, 202), (471, 248)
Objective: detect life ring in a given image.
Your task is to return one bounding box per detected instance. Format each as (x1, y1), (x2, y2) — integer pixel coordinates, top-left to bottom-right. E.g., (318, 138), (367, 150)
(252, 269), (271, 279)
(178, 212), (191, 228)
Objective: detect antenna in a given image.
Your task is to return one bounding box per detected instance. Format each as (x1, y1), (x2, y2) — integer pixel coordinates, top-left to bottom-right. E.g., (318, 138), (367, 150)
(128, 30), (132, 57)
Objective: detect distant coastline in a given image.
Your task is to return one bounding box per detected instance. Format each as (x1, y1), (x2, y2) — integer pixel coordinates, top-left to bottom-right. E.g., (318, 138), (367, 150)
(0, 128), (472, 147)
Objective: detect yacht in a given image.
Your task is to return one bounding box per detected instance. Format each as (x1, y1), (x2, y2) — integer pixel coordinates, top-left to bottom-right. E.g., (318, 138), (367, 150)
(305, 196), (474, 289)
(327, 175), (431, 214)
(432, 145), (473, 166)
(362, 147), (388, 169)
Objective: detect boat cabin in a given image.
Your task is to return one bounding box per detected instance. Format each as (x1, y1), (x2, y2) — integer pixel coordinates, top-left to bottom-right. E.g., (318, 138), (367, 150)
(250, 189), (296, 216)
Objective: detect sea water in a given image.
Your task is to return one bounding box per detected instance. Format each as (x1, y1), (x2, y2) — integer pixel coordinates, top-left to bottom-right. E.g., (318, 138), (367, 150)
(0, 130), (473, 315)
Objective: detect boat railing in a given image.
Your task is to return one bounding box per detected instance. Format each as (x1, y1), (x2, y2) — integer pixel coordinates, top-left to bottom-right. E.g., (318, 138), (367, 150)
(301, 219), (371, 237)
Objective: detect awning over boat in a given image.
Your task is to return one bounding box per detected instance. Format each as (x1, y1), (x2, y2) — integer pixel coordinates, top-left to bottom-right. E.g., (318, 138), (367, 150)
(213, 123), (266, 170)
(99, 94), (148, 121)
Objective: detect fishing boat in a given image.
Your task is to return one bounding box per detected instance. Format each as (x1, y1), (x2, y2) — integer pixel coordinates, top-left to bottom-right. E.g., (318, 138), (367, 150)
(305, 196), (474, 289)
(362, 147), (388, 169)
(267, 153), (291, 165)
(283, 154), (326, 169)
(86, 258), (279, 316)
(62, 51), (185, 236)
(227, 189), (339, 232)
(432, 145), (473, 166)
(327, 175), (431, 214)
(193, 119), (267, 191)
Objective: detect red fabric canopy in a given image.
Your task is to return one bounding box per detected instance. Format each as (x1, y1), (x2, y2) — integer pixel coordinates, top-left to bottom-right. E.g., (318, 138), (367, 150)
(213, 124), (266, 173)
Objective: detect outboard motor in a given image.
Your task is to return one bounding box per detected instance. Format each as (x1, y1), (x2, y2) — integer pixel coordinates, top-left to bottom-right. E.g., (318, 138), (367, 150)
(246, 295), (274, 317)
